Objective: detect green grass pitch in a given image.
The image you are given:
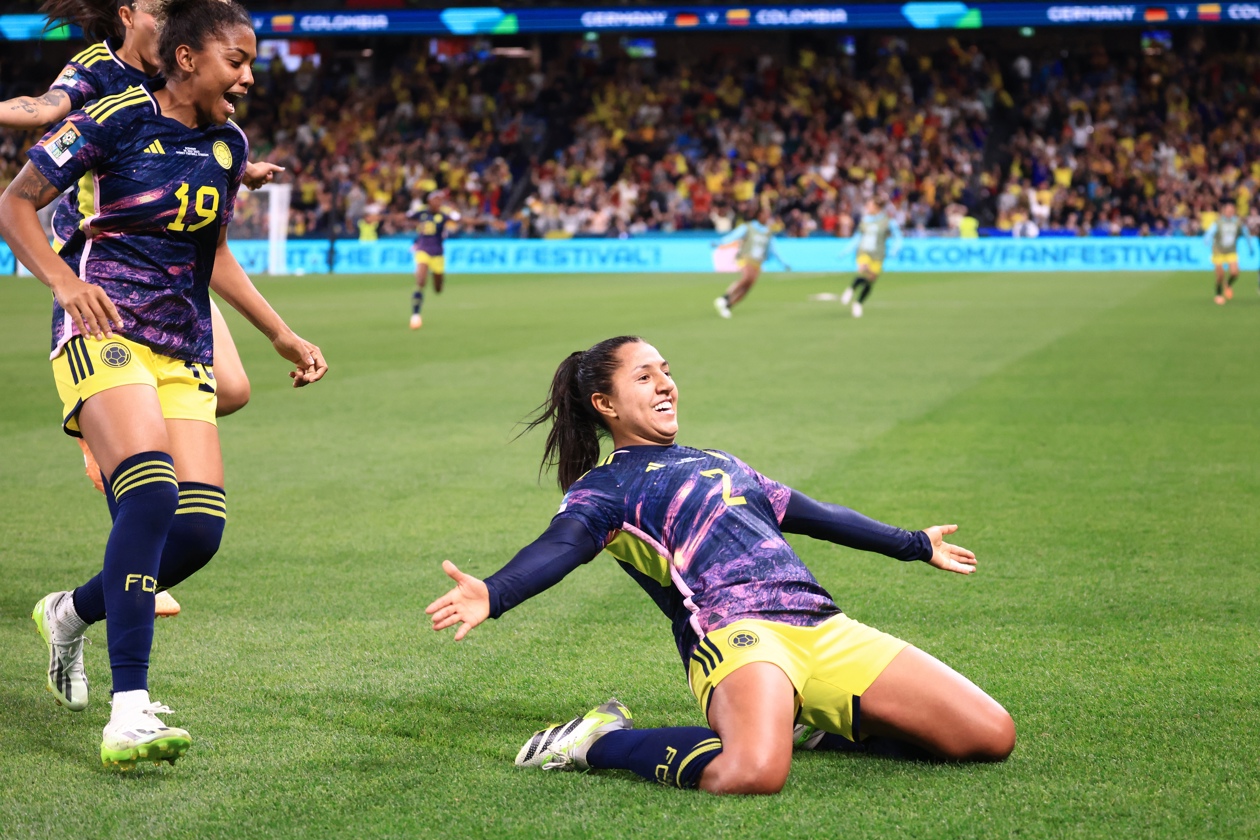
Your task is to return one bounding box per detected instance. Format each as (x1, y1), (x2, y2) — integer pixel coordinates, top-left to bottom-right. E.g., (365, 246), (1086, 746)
(1, 269), (1257, 839)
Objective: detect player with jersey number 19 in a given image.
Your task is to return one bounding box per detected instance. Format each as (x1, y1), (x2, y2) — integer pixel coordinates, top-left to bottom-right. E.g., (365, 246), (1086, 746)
(0, 0), (326, 770)
(426, 336), (1013, 795)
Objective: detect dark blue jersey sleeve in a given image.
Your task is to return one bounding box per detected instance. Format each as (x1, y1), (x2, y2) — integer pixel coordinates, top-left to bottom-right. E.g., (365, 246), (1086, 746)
(484, 517), (602, 618)
(780, 489), (932, 562)
(27, 109), (120, 192)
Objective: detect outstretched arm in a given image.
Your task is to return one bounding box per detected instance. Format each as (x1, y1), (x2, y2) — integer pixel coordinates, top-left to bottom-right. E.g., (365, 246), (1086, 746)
(426, 517), (601, 640)
(210, 229), (327, 386)
(780, 489), (976, 574)
(0, 88), (72, 130)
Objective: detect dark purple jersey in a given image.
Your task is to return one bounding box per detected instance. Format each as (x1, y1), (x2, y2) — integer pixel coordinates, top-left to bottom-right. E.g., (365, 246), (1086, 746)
(412, 209), (453, 255)
(48, 39), (151, 247)
(28, 81), (247, 364)
(554, 444), (841, 663)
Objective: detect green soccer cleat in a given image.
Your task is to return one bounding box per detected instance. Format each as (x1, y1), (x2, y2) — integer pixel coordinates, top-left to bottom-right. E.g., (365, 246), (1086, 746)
(32, 592), (89, 711)
(515, 698), (633, 770)
(100, 703), (191, 770)
(793, 723), (826, 751)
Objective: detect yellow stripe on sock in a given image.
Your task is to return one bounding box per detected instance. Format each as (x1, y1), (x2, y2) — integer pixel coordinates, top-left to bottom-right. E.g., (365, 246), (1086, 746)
(175, 506), (227, 519)
(112, 465), (177, 499)
(675, 740), (723, 788)
(111, 458), (172, 488)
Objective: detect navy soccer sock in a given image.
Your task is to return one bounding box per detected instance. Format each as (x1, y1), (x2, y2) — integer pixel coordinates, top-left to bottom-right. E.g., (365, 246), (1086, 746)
(100, 452), (179, 693)
(73, 482), (226, 622)
(412, 290), (424, 315)
(157, 483), (226, 589)
(586, 727), (723, 789)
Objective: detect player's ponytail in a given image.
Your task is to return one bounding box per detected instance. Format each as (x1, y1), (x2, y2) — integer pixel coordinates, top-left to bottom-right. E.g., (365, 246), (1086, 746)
(40, 0), (125, 41)
(157, 0), (251, 79)
(525, 336), (642, 491)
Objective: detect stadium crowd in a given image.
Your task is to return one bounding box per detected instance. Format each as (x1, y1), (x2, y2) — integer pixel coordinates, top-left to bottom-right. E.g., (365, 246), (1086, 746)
(1, 30), (1258, 239)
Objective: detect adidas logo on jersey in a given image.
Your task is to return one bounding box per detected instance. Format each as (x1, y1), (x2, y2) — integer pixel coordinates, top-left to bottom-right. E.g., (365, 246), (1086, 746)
(143, 140), (165, 155)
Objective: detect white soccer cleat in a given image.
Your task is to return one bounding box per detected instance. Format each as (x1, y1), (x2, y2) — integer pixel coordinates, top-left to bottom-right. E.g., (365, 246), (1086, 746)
(32, 592), (89, 711)
(714, 297), (731, 319)
(409, 313), (423, 330)
(840, 287), (854, 306)
(101, 702), (191, 769)
(852, 301), (863, 318)
(155, 591), (181, 617)
(515, 698), (633, 770)
(793, 723), (826, 751)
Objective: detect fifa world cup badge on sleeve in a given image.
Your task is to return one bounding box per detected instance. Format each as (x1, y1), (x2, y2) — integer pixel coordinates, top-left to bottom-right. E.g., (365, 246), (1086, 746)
(45, 124), (84, 167)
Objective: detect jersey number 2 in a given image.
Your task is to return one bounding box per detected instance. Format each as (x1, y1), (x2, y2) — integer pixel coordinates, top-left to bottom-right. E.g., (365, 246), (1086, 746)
(168, 183), (219, 233)
(701, 469), (747, 506)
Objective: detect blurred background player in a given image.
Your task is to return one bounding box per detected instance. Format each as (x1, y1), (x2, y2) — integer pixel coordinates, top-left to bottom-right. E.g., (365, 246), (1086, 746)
(1202, 201), (1254, 305)
(409, 191), (460, 329)
(712, 205), (790, 319)
(0, 0), (283, 619)
(841, 198), (903, 318)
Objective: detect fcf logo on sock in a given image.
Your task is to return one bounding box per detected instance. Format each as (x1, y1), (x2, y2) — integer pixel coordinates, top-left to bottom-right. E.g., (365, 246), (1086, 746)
(124, 574), (157, 592)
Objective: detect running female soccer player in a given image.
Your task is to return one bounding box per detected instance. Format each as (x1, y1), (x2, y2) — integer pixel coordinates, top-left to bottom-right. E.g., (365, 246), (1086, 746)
(426, 336), (1014, 795)
(0, 0), (285, 616)
(712, 206), (790, 318)
(840, 198), (903, 318)
(1202, 201), (1254, 305)
(408, 191), (460, 329)
(0, 0), (326, 769)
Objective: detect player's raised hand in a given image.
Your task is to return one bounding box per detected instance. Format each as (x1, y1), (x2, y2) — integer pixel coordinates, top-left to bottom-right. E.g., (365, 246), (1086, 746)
(923, 524), (977, 575)
(52, 276), (121, 341)
(426, 561), (491, 640)
(242, 161), (285, 190)
(271, 332), (327, 387)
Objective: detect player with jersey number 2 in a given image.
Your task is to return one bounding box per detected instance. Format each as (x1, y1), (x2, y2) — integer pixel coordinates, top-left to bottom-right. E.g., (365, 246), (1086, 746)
(0, 0), (326, 769)
(426, 336), (1013, 794)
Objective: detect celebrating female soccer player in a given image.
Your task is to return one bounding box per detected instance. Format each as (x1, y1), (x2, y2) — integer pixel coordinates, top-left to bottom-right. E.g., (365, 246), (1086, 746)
(712, 205), (790, 319)
(427, 336), (1013, 794)
(0, 0), (286, 616)
(0, 0), (326, 769)
(408, 191), (460, 330)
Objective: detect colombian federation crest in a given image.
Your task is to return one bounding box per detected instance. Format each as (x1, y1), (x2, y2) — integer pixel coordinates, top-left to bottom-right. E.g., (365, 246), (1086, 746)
(213, 141), (232, 170)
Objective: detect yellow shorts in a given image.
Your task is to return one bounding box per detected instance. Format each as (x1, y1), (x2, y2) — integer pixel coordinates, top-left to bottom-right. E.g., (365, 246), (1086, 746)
(735, 257), (762, 270)
(52, 334), (217, 437)
(1212, 252), (1238, 267)
(415, 252), (445, 273)
(687, 614), (908, 742)
(857, 254), (883, 275)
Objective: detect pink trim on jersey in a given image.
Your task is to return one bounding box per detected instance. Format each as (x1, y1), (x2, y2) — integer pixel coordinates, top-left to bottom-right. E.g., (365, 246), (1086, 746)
(619, 521), (707, 639)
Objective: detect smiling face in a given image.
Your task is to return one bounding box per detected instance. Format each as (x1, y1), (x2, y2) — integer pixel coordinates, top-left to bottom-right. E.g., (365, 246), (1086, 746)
(175, 25), (256, 125)
(591, 341), (678, 448)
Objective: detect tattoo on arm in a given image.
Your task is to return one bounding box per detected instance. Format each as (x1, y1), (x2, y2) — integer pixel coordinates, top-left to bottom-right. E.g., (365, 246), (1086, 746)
(34, 90), (70, 109)
(8, 99), (38, 115)
(12, 164), (62, 208)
